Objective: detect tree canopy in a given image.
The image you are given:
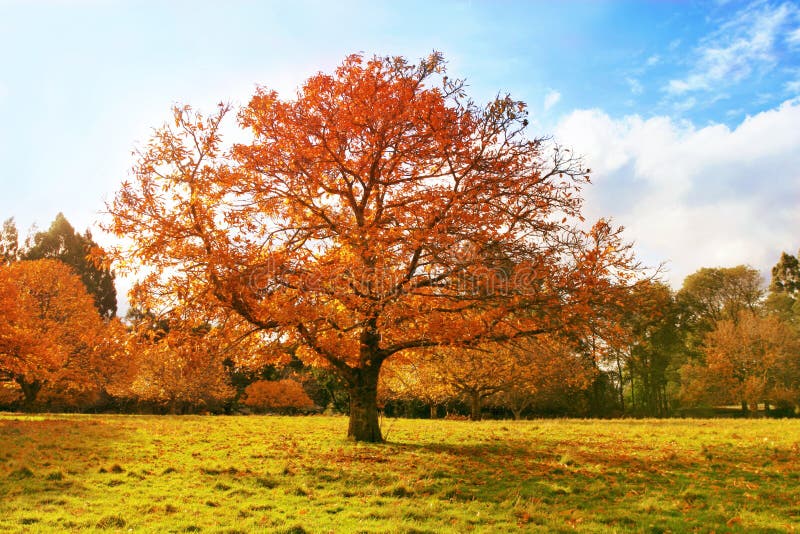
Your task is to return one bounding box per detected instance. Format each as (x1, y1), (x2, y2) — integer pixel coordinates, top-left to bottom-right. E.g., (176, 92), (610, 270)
(107, 53), (640, 441)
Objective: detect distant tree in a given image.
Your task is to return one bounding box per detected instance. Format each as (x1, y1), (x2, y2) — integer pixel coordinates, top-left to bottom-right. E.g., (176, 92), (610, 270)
(24, 213), (117, 318)
(119, 325), (236, 414)
(243, 379), (316, 412)
(770, 251), (800, 296)
(680, 311), (797, 414)
(380, 352), (455, 419)
(617, 281), (684, 416)
(491, 337), (594, 419)
(766, 251), (800, 325)
(676, 266), (764, 352)
(0, 218), (19, 264)
(0, 259), (106, 408)
(116, 312), (260, 414)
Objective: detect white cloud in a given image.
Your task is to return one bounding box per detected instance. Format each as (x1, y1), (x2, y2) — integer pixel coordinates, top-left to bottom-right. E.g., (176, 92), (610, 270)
(543, 90), (561, 112)
(786, 79), (800, 93)
(555, 99), (800, 288)
(667, 2), (798, 94)
(673, 96), (697, 112)
(645, 55), (660, 67)
(626, 77), (643, 95)
(787, 26), (800, 47)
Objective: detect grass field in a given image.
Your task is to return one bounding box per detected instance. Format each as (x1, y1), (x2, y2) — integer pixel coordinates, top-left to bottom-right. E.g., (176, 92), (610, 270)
(1, 414), (799, 533)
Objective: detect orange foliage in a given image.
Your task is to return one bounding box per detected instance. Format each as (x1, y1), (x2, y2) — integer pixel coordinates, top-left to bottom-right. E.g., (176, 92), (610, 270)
(680, 311), (798, 411)
(243, 379), (316, 412)
(107, 53), (639, 440)
(114, 318), (240, 413)
(0, 259), (106, 407)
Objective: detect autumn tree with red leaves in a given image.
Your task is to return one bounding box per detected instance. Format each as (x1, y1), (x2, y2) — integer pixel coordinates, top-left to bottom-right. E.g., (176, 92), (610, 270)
(107, 53), (638, 441)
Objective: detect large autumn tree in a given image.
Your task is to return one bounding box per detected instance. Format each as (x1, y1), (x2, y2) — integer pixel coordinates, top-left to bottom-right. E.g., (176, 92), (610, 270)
(107, 53), (637, 441)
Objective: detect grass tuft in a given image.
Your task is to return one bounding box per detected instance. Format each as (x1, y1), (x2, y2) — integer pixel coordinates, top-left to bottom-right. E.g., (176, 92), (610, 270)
(10, 466), (34, 479)
(45, 470), (64, 481)
(381, 484), (414, 498)
(95, 515), (126, 529)
(255, 476), (279, 489)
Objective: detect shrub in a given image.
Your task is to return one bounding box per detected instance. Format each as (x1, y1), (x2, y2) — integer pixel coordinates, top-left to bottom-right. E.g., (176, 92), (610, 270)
(243, 380), (316, 413)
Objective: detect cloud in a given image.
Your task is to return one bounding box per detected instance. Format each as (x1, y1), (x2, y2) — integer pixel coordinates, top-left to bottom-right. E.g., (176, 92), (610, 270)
(788, 26), (800, 47)
(554, 99), (800, 288)
(667, 2), (798, 95)
(645, 55), (661, 67)
(543, 90), (561, 112)
(626, 77), (643, 95)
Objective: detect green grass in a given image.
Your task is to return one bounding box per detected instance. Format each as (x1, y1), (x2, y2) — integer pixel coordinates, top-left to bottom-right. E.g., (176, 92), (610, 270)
(1, 414), (799, 532)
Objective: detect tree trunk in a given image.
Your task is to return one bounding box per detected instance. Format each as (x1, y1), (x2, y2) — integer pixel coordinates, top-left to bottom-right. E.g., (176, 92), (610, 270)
(469, 392), (481, 421)
(511, 408), (522, 420)
(16, 377), (42, 411)
(347, 364), (383, 442)
(429, 403), (438, 419)
(741, 399), (749, 415)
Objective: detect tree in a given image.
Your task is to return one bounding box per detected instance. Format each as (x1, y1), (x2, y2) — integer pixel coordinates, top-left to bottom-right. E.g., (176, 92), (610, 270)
(766, 251), (800, 325)
(107, 53), (638, 441)
(0, 218), (19, 264)
(676, 266), (764, 354)
(380, 352), (455, 418)
(616, 281), (684, 416)
(115, 313), (256, 414)
(490, 336), (594, 419)
(24, 213), (117, 318)
(0, 259), (105, 407)
(680, 311), (797, 414)
(769, 251), (800, 297)
(243, 379), (316, 413)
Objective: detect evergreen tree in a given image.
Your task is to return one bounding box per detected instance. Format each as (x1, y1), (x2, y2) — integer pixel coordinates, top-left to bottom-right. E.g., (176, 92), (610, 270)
(766, 251), (800, 325)
(24, 213), (117, 318)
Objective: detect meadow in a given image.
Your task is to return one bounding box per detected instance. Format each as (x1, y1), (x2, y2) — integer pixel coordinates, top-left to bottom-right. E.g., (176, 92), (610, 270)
(1, 414), (799, 533)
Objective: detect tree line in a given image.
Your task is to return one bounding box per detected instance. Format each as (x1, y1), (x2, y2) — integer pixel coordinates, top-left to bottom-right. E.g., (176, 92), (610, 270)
(1, 54), (798, 442)
(1, 215), (798, 423)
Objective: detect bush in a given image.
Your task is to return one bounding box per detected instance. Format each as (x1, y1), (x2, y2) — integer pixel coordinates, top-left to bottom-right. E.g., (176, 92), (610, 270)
(243, 379), (316, 413)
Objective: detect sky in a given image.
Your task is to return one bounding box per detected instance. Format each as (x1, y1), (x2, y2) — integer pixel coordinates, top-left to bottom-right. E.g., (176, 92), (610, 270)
(1, 0), (799, 307)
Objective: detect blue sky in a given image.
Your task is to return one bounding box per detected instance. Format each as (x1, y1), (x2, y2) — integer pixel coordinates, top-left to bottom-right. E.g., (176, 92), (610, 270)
(1, 0), (799, 301)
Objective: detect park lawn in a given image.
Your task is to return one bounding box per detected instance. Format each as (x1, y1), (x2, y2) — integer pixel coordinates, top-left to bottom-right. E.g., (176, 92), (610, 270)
(0, 415), (799, 533)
